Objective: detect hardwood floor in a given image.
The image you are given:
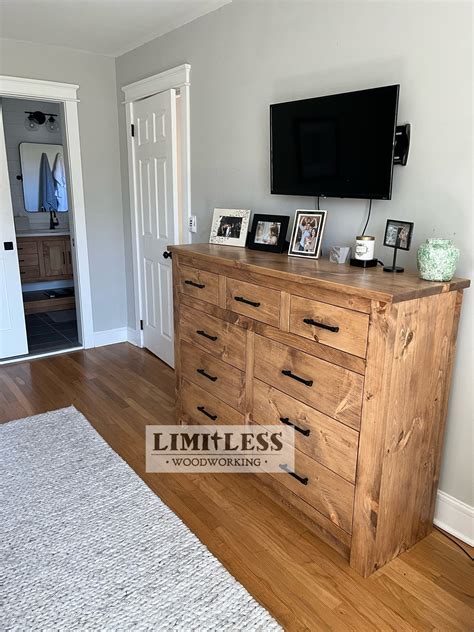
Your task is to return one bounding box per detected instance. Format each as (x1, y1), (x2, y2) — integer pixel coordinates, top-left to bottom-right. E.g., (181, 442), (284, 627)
(1, 343), (472, 631)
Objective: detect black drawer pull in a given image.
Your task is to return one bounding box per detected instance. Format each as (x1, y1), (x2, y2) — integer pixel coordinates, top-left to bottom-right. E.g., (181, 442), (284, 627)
(279, 417), (310, 437)
(234, 296), (261, 308)
(280, 464), (309, 486)
(197, 406), (217, 421)
(196, 329), (218, 341)
(281, 369), (313, 387)
(303, 318), (339, 333)
(185, 279), (205, 289)
(197, 368), (218, 382)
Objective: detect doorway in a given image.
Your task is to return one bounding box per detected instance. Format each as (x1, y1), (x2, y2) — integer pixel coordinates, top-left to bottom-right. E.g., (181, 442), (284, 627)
(0, 76), (93, 362)
(123, 64), (191, 368)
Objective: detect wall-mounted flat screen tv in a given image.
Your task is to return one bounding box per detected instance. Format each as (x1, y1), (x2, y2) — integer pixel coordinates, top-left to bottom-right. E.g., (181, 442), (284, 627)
(270, 85), (399, 200)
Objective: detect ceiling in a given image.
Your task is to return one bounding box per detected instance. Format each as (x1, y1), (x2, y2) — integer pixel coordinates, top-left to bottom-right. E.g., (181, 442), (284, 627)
(0, 0), (232, 57)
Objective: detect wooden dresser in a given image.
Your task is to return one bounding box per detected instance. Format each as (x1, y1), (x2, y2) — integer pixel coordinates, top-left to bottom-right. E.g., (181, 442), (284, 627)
(169, 243), (469, 576)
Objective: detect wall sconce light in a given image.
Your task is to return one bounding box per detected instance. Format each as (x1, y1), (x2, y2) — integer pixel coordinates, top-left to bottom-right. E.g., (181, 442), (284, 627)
(24, 111), (59, 132)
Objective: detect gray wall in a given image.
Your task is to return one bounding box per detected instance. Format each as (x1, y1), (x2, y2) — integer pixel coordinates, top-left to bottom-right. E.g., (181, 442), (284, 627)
(0, 38), (127, 333)
(116, 0), (473, 505)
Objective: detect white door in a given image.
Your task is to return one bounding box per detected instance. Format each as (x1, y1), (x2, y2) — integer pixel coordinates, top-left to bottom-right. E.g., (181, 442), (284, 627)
(0, 101), (28, 360)
(133, 89), (178, 367)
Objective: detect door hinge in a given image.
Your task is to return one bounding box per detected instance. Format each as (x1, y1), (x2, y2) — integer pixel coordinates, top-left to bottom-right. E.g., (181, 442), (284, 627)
(131, 124), (135, 138)
(140, 319), (144, 330)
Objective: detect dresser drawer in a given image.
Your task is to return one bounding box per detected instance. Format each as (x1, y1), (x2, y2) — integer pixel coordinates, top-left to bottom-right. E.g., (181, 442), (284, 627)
(269, 447), (355, 533)
(254, 335), (363, 429)
(252, 380), (358, 482)
(180, 304), (246, 370)
(19, 266), (41, 281)
(226, 278), (280, 327)
(180, 342), (245, 410)
(18, 253), (39, 267)
(290, 295), (369, 358)
(17, 240), (38, 255)
(177, 264), (219, 305)
(181, 379), (245, 426)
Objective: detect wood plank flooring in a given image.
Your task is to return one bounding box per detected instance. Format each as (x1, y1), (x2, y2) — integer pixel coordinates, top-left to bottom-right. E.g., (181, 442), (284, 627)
(1, 343), (472, 631)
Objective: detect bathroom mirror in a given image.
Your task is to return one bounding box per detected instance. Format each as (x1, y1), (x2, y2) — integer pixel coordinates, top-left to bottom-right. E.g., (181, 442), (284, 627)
(19, 143), (69, 212)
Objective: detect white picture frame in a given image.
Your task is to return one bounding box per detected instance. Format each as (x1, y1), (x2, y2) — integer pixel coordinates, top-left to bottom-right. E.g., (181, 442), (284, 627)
(288, 210), (327, 259)
(209, 208), (251, 247)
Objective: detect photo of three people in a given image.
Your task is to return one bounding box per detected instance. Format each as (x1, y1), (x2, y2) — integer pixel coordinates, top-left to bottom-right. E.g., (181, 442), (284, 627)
(288, 210), (327, 259)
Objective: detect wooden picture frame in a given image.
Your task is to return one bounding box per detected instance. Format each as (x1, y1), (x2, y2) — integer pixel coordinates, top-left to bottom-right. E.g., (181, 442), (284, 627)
(247, 214), (289, 253)
(288, 210), (327, 259)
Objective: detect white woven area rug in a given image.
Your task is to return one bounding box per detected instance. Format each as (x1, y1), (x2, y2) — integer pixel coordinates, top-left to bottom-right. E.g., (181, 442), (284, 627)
(1, 406), (281, 631)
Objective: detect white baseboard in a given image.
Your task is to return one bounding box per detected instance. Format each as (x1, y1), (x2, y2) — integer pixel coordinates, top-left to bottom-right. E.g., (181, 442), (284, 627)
(93, 327), (128, 348)
(434, 490), (473, 546)
(126, 327), (142, 347)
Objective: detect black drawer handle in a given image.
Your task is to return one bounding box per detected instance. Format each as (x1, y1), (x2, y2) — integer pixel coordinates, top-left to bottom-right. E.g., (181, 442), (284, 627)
(197, 406), (217, 421)
(196, 329), (218, 342)
(279, 417), (310, 437)
(185, 279), (205, 289)
(280, 464), (309, 486)
(281, 369), (313, 387)
(234, 296), (261, 308)
(303, 318), (339, 333)
(197, 368), (217, 382)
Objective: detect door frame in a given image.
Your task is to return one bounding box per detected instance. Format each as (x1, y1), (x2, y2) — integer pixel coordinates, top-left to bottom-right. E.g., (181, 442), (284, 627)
(0, 75), (94, 351)
(122, 64), (191, 348)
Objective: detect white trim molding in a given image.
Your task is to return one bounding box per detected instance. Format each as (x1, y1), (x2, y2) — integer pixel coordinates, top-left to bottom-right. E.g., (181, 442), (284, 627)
(122, 64), (190, 103)
(434, 490), (474, 546)
(0, 74), (94, 351)
(0, 76), (79, 102)
(93, 328), (128, 348)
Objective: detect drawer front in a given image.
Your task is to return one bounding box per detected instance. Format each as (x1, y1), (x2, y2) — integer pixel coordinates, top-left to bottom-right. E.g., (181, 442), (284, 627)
(254, 335), (363, 429)
(226, 278), (280, 327)
(178, 264), (219, 305)
(181, 379), (244, 426)
(180, 342), (245, 410)
(18, 253), (39, 267)
(180, 304), (246, 370)
(17, 241), (38, 255)
(290, 295), (369, 358)
(19, 266), (41, 280)
(269, 447), (355, 533)
(253, 380), (358, 483)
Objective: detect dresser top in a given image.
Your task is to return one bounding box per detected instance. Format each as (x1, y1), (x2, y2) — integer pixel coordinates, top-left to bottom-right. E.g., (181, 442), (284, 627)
(169, 244), (470, 303)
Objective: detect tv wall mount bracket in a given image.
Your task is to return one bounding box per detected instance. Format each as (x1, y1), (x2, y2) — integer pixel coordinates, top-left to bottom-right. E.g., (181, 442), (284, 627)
(393, 124), (410, 166)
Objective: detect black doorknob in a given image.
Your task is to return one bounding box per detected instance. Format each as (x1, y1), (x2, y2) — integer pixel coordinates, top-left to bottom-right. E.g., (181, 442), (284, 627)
(163, 250), (172, 259)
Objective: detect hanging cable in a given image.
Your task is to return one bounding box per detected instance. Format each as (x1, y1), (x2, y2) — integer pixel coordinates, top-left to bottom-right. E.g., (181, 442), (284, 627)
(361, 199), (373, 236)
(317, 196), (320, 210)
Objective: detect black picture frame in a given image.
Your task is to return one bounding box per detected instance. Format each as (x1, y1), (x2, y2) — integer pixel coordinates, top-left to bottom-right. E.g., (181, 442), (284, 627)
(247, 214), (290, 253)
(383, 219), (414, 251)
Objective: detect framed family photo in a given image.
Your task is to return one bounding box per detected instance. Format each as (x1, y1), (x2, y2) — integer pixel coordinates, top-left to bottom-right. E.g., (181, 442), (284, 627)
(383, 219), (414, 251)
(209, 208), (251, 247)
(288, 210), (327, 259)
(247, 214), (289, 253)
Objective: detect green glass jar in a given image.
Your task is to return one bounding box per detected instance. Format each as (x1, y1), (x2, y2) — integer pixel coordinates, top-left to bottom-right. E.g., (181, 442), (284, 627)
(417, 239), (460, 282)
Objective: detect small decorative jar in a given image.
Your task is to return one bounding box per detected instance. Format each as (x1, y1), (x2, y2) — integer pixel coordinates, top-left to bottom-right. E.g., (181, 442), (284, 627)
(417, 239), (460, 281)
(354, 235), (375, 261)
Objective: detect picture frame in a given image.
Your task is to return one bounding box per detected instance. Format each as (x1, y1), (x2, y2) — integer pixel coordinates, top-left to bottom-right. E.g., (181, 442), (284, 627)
(288, 210), (327, 259)
(247, 214), (290, 253)
(383, 219), (414, 251)
(209, 208), (251, 248)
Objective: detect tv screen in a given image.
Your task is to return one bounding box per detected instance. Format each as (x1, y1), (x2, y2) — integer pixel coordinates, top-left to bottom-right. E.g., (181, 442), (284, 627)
(270, 85), (399, 200)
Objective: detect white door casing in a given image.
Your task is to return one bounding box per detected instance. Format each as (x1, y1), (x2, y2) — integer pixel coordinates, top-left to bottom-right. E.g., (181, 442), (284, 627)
(0, 101), (28, 359)
(133, 89), (179, 366)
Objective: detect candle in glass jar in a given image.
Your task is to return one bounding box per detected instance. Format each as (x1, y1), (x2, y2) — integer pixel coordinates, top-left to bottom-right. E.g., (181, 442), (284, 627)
(354, 235), (375, 261)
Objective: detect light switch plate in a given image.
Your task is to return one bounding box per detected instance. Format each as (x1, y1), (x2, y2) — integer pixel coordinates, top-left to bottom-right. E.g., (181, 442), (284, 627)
(189, 215), (197, 233)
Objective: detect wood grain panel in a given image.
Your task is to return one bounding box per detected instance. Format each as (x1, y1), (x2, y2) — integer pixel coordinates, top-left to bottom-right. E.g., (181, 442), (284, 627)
(180, 341), (245, 410)
(180, 304), (246, 370)
(254, 334), (363, 428)
(290, 295), (369, 358)
(180, 378), (244, 426)
(252, 379), (359, 482)
(226, 277), (281, 327)
(177, 263), (219, 305)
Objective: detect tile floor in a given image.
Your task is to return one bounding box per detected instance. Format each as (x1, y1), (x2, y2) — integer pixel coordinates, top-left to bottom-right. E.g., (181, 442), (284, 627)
(25, 310), (79, 354)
